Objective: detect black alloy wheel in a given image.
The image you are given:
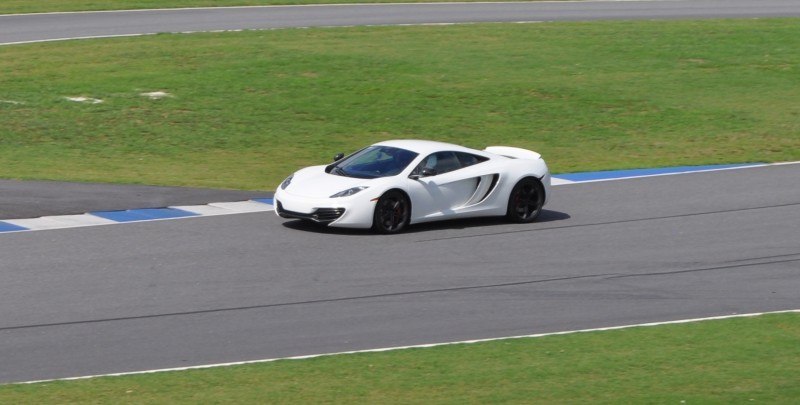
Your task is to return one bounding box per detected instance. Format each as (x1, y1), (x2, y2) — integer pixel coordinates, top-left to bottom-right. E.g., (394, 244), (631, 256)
(506, 178), (544, 223)
(373, 190), (410, 234)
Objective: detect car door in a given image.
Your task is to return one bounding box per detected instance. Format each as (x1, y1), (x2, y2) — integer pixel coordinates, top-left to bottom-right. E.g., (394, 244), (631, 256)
(406, 151), (479, 220)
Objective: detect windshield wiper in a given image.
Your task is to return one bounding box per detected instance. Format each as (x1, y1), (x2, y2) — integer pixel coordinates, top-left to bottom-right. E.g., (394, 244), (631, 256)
(332, 166), (350, 177)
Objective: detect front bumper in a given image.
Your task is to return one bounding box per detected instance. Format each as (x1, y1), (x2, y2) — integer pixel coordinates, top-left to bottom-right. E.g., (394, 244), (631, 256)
(273, 188), (377, 229)
(275, 202), (345, 224)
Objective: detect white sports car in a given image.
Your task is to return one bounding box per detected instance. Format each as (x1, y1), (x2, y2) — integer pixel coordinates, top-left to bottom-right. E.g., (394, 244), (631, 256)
(274, 140), (551, 233)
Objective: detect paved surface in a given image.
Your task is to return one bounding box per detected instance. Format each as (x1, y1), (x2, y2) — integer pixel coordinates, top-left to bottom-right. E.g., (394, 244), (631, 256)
(0, 179), (271, 219)
(1, 165), (798, 383)
(3, 0), (800, 45)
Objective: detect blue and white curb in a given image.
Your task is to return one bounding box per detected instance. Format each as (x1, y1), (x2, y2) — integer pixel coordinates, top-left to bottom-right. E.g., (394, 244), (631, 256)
(1, 161), (797, 233)
(0, 199), (275, 233)
(549, 162), (767, 185)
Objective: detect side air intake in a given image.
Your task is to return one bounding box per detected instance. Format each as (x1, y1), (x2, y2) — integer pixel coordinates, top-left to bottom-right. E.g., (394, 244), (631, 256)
(463, 174), (500, 207)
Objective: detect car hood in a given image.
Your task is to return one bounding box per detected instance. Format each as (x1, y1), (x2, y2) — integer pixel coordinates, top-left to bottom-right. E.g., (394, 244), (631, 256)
(285, 165), (374, 198)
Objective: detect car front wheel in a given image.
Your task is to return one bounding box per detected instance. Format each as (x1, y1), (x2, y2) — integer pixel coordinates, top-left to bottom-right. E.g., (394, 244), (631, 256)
(372, 190), (410, 234)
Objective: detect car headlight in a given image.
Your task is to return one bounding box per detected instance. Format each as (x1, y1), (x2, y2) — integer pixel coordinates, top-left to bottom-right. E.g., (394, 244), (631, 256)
(280, 175), (293, 190)
(330, 186), (368, 198)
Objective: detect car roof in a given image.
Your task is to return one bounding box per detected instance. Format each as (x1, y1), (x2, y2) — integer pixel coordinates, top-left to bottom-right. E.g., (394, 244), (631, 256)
(374, 139), (480, 156)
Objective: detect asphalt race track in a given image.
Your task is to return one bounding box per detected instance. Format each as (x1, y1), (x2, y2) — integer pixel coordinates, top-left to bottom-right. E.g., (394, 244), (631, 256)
(3, 0), (800, 45)
(2, 0), (800, 384)
(1, 165), (799, 383)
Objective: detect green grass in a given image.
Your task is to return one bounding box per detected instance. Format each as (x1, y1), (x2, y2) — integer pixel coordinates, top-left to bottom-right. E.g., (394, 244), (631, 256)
(0, 0), (553, 15)
(1, 313), (798, 402)
(2, 19), (799, 190)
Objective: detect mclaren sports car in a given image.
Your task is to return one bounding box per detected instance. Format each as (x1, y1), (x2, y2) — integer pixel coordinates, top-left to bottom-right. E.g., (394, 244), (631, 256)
(274, 140), (551, 233)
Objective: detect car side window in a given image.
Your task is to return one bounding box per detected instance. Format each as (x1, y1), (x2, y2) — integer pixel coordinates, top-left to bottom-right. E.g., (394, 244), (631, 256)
(455, 152), (488, 168)
(414, 151), (463, 176)
(419, 154), (437, 172)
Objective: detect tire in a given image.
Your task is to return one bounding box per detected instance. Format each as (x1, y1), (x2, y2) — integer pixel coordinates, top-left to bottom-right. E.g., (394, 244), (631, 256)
(506, 177), (544, 223)
(372, 190), (411, 234)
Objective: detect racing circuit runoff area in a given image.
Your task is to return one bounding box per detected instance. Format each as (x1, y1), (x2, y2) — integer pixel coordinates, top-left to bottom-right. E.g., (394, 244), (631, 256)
(1, 0), (800, 393)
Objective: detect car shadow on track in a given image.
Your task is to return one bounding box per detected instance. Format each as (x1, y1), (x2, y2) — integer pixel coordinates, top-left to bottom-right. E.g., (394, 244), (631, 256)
(280, 209), (571, 236)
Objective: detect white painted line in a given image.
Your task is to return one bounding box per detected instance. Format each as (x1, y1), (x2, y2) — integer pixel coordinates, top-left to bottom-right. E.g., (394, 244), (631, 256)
(208, 200), (273, 213)
(3, 214), (117, 230)
(0, 33), (155, 47)
(771, 160), (800, 166)
(16, 309), (799, 385)
(550, 177), (575, 185)
(2, 217), (75, 230)
(54, 214), (119, 227)
(553, 163), (772, 186)
(170, 204), (241, 216)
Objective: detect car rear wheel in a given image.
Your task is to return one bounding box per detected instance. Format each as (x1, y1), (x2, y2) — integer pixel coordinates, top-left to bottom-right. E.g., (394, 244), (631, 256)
(506, 178), (544, 223)
(372, 190), (410, 234)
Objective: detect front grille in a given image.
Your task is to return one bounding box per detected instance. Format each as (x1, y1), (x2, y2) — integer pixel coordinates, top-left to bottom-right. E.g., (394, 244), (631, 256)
(276, 201), (345, 223)
(313, 208), (346, 222)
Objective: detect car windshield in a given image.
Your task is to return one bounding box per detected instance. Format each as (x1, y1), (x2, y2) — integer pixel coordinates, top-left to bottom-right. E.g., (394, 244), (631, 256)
(332, 146), (418, 179)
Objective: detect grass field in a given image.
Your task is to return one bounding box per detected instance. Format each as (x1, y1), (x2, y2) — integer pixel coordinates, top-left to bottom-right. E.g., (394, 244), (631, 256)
(2, 19), (799, 190)
(1, 0), (550, 14)
(1, 313), (798, 402)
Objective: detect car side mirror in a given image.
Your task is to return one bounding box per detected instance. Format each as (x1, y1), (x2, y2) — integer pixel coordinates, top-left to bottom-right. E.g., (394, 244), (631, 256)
(333, 153), (344, 162)
(410, 168), (437, 180)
